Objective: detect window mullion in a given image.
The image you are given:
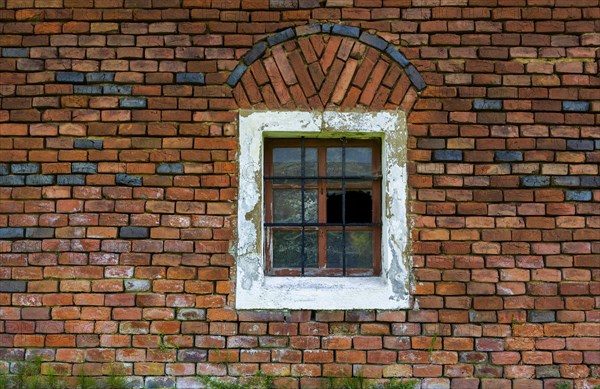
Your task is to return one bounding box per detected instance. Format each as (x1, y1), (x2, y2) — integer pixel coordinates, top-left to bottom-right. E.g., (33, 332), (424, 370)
(317, 145), (327, 271)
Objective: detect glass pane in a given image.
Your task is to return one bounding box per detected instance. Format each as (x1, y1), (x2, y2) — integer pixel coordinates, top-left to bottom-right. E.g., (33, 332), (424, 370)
(327, 147), (372, 177)
(273, 189), (317, 223)
(326, 190), (372, 224)
(272, 147), (317, 177)
(272, 230), (317, 268)
(326, 231), (373, 269)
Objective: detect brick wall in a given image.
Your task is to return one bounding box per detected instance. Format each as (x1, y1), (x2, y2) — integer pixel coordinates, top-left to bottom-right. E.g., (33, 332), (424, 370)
(0, 0), (599, 388)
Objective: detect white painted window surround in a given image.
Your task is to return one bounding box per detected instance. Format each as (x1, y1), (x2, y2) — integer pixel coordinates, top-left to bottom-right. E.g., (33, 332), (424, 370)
(235, 111), (411, 310)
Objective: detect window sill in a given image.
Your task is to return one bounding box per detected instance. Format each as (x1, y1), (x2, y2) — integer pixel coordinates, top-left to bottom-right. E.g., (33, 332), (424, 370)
(235, 111), (411, 311)
(236, 275), (410, 310)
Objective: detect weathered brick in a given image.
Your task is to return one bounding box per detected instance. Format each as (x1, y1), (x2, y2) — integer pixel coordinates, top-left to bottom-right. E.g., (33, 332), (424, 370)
(521, 176), (550, 187)
(359, 32), (388, 51)
(566, 191), (592, 202)
(0, 227), (25, 239)
(2, 48), (29, 57)
(527, 311), (556, 323)
(74, 85), (103, 95)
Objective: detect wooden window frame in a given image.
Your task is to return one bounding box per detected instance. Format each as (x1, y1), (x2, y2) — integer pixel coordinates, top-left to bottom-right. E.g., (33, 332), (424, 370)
(263, 138), (382, 277)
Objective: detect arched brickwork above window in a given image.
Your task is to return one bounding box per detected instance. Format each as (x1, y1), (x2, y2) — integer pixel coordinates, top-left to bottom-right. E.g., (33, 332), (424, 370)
(226, 24), (426, 111)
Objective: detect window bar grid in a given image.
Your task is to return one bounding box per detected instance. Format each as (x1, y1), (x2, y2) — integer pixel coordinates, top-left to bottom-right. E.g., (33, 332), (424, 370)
(341, 137), (347, 276)
(300, 137), (306, 276)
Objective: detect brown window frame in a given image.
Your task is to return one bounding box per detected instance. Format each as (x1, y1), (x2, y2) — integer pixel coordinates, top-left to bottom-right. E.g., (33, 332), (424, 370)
(264, 137), (382, 277)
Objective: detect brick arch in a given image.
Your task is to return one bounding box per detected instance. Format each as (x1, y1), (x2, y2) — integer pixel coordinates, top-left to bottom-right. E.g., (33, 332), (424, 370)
(226, 23), (426, 111)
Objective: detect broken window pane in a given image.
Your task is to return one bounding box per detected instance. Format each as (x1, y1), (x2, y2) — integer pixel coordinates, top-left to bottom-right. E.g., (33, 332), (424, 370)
(326, 190), (372, 223)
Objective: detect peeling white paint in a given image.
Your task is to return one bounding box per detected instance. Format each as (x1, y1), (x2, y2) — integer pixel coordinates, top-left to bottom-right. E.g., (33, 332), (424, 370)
(235, 110), (411, 310)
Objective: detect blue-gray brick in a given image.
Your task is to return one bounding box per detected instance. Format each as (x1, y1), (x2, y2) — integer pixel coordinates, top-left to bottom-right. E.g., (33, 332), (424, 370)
(269, 0), (298, 8)
(331, 24), (360, 38)
(562, 100), (590, 112)
(226, 63), (248, 87)
(116, 173), (142, 187)
(86, 72), (115, 83)
(75, 85), (102, 95)
(0, 281), (27, 292)
(2, 48), (29, 58)
(26, 228), (54, 239)
(567, 140), (594, 151)
(0, 164), (9, 175)
(433, 150), (463, 161)
(243, 41), (267, 66)
(57, 175), (86, 186)
(156, 163), (184, 174)
(11, 163), (39, 174)
(56, 71), (85, 83)
(473, 99), (503, 110)
(176, 73), (205, 85)
(120, 97), (147, 108)
(145, 377), (175, 389)
(0, 176), (25, 186)
(552, 176), (580, 186)
(359, 32), (388, 51)
(536, 366), (560, 378)
(74, 139), (103, 150)
(527, 311), (555, 323)
(495, 151), (523, 162)
(267, 27), (296, 46)
(124, 279), (151, 292)
(582, 176), (600, 187)
(321, 23), (333, 33)
(119, 227), (149, 239)
(385, 46), (410, 68)
(0, 228), (25, 239)
(103, 85), (132, 95)
(521, 176), (550, 187)
(405, 64), (427, 91)
(178, 349), (207, 362)
(0, 349), (25, 360)
(177, 308), (206, 321)
(566, 191), (592, 202)
(25, 175), (55, 186)
(72, 162), (98, 174)
(596, 140), (600, 150)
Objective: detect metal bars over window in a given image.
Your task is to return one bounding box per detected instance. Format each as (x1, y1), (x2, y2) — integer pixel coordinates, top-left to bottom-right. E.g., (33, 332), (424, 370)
(264, 138), (382, 277)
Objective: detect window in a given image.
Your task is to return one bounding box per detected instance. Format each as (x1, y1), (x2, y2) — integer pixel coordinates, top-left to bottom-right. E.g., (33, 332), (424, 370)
(236, 111), (410, 310)
(265, 138), (381, 277)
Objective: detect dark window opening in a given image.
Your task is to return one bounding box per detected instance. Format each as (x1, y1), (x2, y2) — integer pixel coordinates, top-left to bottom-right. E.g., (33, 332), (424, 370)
(327, 190), (373, 224)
